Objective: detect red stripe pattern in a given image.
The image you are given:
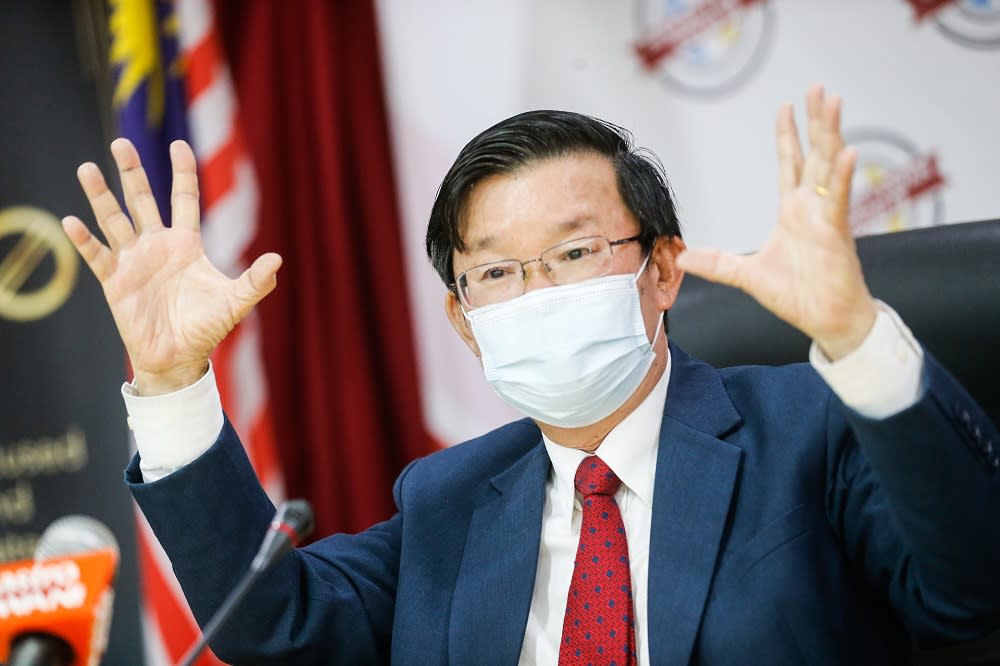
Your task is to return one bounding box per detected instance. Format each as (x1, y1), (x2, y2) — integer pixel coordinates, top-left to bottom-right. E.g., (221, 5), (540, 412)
(134, 1), (285, 664)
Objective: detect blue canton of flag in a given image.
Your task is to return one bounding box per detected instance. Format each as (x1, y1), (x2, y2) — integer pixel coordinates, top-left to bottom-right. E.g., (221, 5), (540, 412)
(109, 0), (191, 225)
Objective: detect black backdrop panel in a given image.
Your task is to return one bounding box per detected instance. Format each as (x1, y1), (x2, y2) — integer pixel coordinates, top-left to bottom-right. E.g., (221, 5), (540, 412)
(0, 1), (144, 663)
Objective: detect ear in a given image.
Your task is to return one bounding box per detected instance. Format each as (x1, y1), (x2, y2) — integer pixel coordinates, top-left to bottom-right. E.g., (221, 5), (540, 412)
(444, 290), (482, 357)
(649, 235), (687, 311)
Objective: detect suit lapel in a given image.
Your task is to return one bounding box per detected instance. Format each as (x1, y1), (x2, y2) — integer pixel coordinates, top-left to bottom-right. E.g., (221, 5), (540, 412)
(449, 443), (549, 665)
(646, 343), (743, 665)
(446, 345), (743, 664)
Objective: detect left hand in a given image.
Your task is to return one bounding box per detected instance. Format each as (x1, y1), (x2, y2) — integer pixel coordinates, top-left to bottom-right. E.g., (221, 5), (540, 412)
(676, 84), (878, 361)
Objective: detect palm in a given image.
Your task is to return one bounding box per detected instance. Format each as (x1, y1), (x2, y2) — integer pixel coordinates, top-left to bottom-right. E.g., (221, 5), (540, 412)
(63, 139), (280, 393)
(745, 191), (865, 340)
(677, 86), (877, 360)
(105, 230), (234, 375)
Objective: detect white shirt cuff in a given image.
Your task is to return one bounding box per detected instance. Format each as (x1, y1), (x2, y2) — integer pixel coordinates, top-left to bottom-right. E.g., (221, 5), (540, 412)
(122, 362), (224, 482)
(809, 302), (924, 420)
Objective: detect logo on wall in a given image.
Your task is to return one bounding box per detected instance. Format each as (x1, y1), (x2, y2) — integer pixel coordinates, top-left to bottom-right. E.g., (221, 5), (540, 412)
(633, 0), (774, 96)
(0, 207), (79, 322)
(905, 0), (1000, 50)
(845, 130), (947, 236)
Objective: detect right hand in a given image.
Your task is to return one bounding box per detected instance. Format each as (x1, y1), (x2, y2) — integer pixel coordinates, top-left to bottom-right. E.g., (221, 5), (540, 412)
(63, 138), (281, 395)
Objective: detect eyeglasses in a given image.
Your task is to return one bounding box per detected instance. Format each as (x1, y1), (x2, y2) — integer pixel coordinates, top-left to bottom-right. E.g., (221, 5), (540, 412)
(452, 235), (641, 309)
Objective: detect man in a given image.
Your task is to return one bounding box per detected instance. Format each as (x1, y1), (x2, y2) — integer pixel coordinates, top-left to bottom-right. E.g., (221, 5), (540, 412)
(63, 86), (1000, 664)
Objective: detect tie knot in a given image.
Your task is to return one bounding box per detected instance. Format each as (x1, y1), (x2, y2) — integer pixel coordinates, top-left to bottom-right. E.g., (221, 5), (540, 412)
(574, 456), (621, 497)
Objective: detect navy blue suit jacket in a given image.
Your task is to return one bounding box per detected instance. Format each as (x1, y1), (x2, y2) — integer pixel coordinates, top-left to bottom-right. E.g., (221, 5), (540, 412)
(127, 344), (1000, 665)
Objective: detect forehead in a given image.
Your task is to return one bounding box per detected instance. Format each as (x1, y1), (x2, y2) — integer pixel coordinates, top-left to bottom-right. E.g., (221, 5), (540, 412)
(458, 152), (636, 261)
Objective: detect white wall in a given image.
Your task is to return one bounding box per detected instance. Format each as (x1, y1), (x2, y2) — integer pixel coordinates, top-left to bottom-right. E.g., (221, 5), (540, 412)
(376, 0), (1000, 444)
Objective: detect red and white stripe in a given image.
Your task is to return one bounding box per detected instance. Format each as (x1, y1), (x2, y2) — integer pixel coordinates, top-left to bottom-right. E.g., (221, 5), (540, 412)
(137, 1), (285, 664)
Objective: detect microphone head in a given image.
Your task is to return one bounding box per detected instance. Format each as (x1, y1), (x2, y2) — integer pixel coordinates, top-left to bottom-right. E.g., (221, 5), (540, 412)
(0, 516), (119, 666)
(249, 500), (316, 575)
(277, 500), (315, 544)
(34, 515), (120, 561)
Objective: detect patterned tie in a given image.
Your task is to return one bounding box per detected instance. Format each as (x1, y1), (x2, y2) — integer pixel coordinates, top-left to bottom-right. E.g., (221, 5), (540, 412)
(559, 456), (636, 666)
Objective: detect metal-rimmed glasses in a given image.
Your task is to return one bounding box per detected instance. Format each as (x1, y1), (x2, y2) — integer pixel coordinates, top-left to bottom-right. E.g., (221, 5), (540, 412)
(452, 235), (641, 309)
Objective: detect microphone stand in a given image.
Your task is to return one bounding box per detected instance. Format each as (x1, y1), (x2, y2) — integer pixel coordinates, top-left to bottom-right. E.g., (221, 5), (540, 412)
(177, 500), (314, 666)
(177, 567), (265, 666)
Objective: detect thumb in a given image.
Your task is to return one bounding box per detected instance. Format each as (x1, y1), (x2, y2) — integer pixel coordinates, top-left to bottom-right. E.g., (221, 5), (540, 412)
(676, 247), (748, 290)
(232, 252), (282, 317)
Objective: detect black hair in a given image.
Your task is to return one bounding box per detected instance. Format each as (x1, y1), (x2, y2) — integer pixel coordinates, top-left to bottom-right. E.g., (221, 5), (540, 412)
(425, 109), (682, 287)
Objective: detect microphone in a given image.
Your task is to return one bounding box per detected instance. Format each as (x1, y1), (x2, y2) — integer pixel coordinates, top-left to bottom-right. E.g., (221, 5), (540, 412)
(0, 515), (119, 666)
(178, 500), (315, 666)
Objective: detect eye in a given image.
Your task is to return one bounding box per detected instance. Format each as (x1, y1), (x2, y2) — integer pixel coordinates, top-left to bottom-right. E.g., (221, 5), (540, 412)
(478, 264), (517, 282)
(562, 246), (593, 261)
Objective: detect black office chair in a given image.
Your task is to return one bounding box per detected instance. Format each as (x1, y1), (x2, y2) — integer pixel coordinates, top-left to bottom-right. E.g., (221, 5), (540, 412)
(669, 218), (1000, 664)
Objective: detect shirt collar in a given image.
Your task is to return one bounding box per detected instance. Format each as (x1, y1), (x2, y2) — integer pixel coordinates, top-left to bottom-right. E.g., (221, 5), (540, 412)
(543, 349), (672, 519)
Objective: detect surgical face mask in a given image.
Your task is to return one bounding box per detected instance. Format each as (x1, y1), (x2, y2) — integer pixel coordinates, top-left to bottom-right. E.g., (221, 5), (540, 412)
(464, 256), (660, 428)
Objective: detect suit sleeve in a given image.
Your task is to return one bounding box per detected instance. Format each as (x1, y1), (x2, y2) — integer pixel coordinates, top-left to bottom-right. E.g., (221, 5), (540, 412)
(826, 349), (1000, 646)
(128, 417), (410, 665)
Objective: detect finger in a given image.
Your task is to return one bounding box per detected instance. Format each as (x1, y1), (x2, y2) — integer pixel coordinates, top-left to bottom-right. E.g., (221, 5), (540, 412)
(230, 252), (283, 320)
(806, 83), (824, 148)
(170, 140), (201, 231)
(801, 84), (826, 187)
(812, 95), (844, 190)
(62, 216), (115, 282)
(110, 138), (164, 234)
(675, 248), (751, 291)
(776, 103), (804, 195)
(826, 146), (857, 233)
(76, 162), (136, 252)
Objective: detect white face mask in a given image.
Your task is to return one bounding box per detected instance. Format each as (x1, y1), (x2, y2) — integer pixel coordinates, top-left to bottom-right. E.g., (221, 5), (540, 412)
(464, 256), (660, 428)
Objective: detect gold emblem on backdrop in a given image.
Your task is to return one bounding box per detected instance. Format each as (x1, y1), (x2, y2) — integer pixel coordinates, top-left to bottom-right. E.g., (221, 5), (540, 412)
(0, 206), (79, 322)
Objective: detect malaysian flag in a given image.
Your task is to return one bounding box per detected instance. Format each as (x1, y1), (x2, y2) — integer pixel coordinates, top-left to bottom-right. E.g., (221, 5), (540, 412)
(108, 0), (284, 663)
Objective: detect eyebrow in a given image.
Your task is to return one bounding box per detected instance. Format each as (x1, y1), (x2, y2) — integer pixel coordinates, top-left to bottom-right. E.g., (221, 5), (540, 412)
(466, 218), (592, 254)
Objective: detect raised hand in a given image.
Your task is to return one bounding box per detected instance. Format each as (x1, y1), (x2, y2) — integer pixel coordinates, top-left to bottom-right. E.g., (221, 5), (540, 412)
(62, 138), (281, 395)
(676, 85), (878, 361)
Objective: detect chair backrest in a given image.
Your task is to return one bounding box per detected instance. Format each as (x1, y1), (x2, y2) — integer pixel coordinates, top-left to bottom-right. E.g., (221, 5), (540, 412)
(669, 218), (1000, 665)
(670, 218), (1000, 422)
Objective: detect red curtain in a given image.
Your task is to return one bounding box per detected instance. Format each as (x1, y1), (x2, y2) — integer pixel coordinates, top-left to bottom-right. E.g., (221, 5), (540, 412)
(215, 0), (436, 535)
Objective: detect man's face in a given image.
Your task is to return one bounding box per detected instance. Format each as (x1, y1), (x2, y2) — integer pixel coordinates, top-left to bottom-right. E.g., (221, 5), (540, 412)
(445, 152), (677, 356)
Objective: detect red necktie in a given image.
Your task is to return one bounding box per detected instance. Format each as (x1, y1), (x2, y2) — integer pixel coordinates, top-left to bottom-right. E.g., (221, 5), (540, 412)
(559, 456), (636, 666)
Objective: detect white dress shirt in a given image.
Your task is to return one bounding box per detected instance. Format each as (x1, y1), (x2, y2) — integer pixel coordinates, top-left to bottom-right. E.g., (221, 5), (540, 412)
(521, 349), (670, 664)
(123, 303), (923, 665)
